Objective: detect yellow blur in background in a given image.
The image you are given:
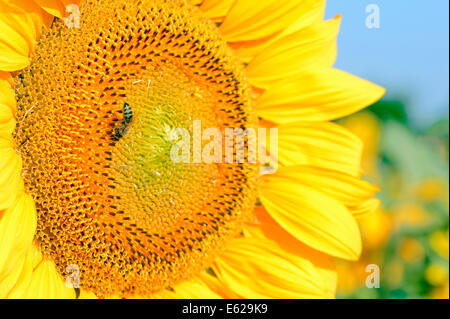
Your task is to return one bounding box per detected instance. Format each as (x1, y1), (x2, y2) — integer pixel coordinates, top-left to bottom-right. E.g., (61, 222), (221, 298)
(336, 100), (449, 299)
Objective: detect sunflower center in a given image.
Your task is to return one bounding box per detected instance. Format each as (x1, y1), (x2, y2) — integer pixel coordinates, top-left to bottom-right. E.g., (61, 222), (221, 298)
(12, 0), (258, 297)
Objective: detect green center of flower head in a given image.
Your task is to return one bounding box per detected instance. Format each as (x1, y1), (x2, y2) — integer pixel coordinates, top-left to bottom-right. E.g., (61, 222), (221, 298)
(12, 0), (259, 297)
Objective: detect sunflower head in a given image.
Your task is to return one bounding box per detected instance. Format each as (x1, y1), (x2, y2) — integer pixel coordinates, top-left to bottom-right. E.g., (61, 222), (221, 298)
(12, 0), (260, 297)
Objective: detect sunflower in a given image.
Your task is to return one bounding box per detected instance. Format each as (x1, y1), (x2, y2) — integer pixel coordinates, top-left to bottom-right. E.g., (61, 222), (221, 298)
(0, 0), (385, 299)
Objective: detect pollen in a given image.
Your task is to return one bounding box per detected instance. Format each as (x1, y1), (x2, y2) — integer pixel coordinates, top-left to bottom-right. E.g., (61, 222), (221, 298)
(12, 0), (259, 297)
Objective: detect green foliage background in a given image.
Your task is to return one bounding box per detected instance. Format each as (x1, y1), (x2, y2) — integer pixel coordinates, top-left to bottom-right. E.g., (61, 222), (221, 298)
(336, 99), (449, 299)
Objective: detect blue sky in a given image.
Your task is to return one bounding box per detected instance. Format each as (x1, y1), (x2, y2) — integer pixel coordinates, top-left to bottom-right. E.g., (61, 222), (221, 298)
(325, 0), (449, 128)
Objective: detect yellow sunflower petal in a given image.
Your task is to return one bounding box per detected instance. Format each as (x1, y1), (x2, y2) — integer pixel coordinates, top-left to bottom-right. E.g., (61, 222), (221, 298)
(32, 0), (65, 18)
(213, 237), (330, 298)
(1, 246), (40, 298)
(272, 164), (380, 216)
(0, 132), (14, 153)
(157, 274), (223, 299)
(20, 257), (76, 298)
(60, 0), (81, 7)
(0, 0), (48, 71)
(0, 104), (14, 132)
(77, 289), (97, 299)
(0, 193), (35, 297)
(0, 75), (16, 134)
(3, 244), (43, 298)
(6, 244), (75, 299)
(219, 0), (313, 42)
(277, 122), (363, 177)
(0, 147), (23, 211)
(246, 16), (340, 88)
(195, 271), (240, 298)
(152, 271), (240, 299)
(280, 165), (379, 207)
(0, 72), (23, 210)
(257, 67), (386, 122)
(0, 76), (19, 210)
(352, 198), (381, 218)
(230, 0), (326, 62)
(259, 171), (362, 260)
(199, 0), (235, 20)
(282, 0), (326, 34)
(245, 206), (337, 297)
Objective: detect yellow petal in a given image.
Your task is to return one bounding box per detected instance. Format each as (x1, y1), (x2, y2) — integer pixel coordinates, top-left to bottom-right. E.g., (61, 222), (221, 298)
(6, 245), (74, 299)
(273, 164), (380, 216)
(352, 198), (381, 218)
(0, 147), (23, 211)
(278, 122), (363, 177)
(281, 0), (326, 34)
(230, 0), (326, 62)
(213, 237), (330, 298)
(246, 16), (341, 88)
(260, 171), (362, 260)
(0, 193), (75, 298)
(32, 0), (65, 18)
(77, 288), (97, 299)
(257, 67), (386, 122)
(0, 74), (16, 134)
(3, 244), (42, 298)
(2, 247), (34, 298)
(0, 132), (14, 152)
(0, 104), (14, 132)
(158, 274), (223, 299)
(194, 271), (239, 298)
(278, 165), (379, 207)
(0, 0), (48, 71)
(220, 0), (314, 42)
(21, 258), (76, 298)
(0, 193), (35, 297)
(245, 206), (337, 297)
(199, 0), (235, 20)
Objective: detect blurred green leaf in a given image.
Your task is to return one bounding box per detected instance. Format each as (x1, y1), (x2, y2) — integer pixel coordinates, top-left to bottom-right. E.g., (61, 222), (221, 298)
(381, 120), (449, 184)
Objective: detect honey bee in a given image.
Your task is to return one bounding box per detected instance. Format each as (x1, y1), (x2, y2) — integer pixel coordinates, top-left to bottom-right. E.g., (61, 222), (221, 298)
(112, 102), (133, 141)
(123, 102), (133, 124)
